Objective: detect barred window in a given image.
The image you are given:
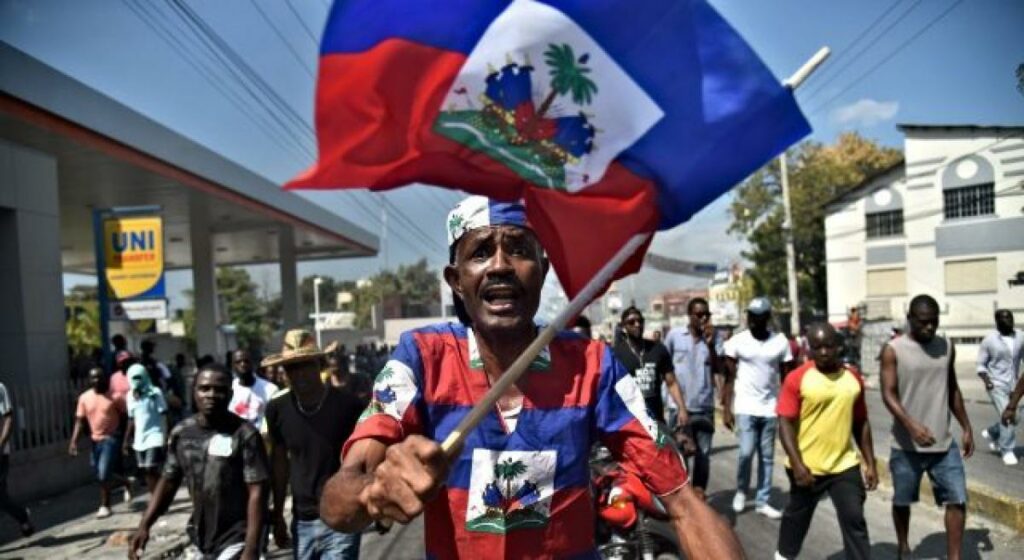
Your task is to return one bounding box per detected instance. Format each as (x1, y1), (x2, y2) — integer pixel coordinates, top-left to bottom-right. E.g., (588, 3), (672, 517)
(865, 210), (904, 239)
(943, 183), (995, 219)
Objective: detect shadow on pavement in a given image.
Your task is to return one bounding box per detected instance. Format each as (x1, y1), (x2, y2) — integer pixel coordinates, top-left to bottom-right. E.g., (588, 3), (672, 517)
(823, 528), (996, 560)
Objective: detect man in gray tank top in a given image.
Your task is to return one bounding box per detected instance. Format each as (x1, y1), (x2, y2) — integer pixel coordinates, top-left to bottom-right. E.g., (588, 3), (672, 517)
(880, 294), (974, 560)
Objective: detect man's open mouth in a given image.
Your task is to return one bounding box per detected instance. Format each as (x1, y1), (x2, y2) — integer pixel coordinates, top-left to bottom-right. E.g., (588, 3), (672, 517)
(481, 285), (520, 313)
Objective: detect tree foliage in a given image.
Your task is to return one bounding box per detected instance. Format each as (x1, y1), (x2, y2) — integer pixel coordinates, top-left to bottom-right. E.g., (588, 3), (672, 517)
(298, 258), (441, 330)
(65, 285), (100, 357)
(183, 267), (273, 354)
(728, 132), (901, 317)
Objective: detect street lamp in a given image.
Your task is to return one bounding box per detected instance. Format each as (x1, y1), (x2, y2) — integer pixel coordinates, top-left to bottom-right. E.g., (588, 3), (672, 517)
(313, 276), (323, 348)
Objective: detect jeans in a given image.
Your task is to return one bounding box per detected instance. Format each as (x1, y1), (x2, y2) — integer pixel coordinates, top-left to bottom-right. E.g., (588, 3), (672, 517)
(90, 436), (122, 483)
(777, 466), (870, 560)
(889, 443), (968, 506)
(293, 517), (361, 560)
(684, 410), (715, 490)
(986, 387), (1019, 453)
(736, 414), (777, 506)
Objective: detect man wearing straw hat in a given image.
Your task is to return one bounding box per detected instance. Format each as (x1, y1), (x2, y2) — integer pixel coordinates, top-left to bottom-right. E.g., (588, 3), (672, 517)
(320, 196), (742, 559)
(263, 331), (364, 559)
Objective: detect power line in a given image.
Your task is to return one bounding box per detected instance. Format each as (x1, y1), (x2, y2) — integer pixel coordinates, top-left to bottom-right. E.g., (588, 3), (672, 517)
(798, 0), (913, 103)
(807, 0), (965, 117)
(284, 0), (320, 45)
(247, 0), (316, 78)
(121, 0), (310, 161)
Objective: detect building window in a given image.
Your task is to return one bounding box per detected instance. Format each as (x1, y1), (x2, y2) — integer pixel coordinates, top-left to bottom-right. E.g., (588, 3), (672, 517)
(943, 183), (995, 220)
(945, 258), (997, 294)
(866, 268), (906, 297)
(866, 210), (904, 239)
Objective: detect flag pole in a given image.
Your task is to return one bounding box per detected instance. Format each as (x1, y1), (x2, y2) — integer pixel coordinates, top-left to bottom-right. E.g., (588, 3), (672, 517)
(440, 232), (651, 456)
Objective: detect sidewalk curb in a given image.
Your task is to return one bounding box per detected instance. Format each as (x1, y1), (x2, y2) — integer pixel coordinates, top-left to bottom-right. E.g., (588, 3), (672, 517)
(710, 407), (1024, 534)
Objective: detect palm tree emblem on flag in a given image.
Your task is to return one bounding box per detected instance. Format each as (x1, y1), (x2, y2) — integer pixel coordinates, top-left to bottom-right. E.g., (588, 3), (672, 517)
(435, 43), (600, 191)
(467, 452), (555, 534)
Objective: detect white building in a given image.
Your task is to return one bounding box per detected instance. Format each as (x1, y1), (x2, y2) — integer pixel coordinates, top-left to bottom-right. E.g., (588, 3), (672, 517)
(824, 125), (1024, 361)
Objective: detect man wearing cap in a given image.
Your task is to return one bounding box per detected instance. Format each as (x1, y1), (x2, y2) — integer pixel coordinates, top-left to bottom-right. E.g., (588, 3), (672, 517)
(263, 332), (365, 559)
(319, 196), (742, 559)
(723, 297), (794, 519)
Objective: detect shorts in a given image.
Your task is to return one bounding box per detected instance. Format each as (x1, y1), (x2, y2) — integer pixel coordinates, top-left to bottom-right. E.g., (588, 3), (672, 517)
(889, 443), (967, 507)
(135, 446), (166, 469)
(90, 436), (122, 483)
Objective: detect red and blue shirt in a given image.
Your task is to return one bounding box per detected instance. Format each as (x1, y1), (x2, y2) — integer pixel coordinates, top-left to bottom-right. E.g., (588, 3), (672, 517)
(344, 322), (688, 559)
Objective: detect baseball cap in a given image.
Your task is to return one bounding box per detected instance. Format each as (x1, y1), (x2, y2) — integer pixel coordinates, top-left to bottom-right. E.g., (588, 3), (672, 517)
(747, 297), (772, 315)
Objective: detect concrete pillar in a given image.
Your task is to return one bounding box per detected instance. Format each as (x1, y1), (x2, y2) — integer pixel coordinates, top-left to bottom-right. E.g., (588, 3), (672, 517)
(278, 225), (299, 329)
(189, 200), (220, 359)
(0, 139), (68, 386)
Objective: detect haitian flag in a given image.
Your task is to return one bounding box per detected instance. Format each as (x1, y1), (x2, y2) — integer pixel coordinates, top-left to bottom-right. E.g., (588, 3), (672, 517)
(287, 0), (810, 297)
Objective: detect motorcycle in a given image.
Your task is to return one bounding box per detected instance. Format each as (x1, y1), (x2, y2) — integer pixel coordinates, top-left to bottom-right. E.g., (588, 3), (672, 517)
(591, 445), (683, 560)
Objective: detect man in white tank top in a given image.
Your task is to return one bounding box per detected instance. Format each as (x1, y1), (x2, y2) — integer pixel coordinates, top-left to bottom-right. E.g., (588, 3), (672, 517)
(880, 294), (974, 560)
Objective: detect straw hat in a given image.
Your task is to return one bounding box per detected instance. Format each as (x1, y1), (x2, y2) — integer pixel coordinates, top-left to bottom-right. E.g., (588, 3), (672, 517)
(260, 329), (325, 368)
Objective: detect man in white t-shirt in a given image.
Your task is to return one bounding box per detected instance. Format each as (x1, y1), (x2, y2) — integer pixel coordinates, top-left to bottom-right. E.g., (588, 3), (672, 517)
(229, 349), (278, 429)
(723, 298), (794, 518)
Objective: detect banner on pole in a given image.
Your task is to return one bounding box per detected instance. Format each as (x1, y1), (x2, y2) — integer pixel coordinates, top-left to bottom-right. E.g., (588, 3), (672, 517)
(102, 215), (166, 301)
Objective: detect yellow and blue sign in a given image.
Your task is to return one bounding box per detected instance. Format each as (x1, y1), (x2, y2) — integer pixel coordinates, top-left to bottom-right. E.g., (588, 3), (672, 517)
(102, 215), (165, 300)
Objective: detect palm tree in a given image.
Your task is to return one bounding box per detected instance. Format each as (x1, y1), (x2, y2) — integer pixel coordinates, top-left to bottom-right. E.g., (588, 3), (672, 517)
(537, 43), (597, 119)
(494, 458), (528, 505)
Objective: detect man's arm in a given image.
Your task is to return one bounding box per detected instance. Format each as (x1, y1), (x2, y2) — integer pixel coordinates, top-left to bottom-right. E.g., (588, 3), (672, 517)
(879, 345), (935, 447)
(663, 372), (688, 426)
(1002, 372), (1024, 426)
(321, 435), (448, 532)
(976, 337), (994, 390)
(241, 483), (264, 560)
(123, 419), (135, 455)
(722, 357), (737, 430)
(129, 475), (181, 560)
(853, 418), (878, 491)
(778, 416), (813, 487)
(269, 440), (290, 542)
(947, 343), (974, 458)
(0, 413), (13, 452)
(661, 485), (745, 559)
(68, 417), (85, 456)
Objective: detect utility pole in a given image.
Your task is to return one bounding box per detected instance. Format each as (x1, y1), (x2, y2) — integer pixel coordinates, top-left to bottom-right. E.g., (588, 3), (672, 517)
(779, 46), (831, 335)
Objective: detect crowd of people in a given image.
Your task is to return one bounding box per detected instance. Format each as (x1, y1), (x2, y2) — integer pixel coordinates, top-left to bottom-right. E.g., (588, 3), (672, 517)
(0, 195), (1021, 560)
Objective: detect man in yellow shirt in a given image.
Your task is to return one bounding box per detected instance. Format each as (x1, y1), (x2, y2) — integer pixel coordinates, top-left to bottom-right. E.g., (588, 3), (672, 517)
(775, 322), (878, 560)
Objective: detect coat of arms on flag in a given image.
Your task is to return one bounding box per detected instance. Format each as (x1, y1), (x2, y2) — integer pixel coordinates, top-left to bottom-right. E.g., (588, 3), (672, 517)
(465, 449), (557, 534)
(435, 0), (662, 192)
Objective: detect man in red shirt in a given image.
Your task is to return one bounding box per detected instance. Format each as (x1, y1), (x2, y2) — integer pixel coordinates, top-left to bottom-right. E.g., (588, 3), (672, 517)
(775, 323), (877, 559)
(319, 196), (742, 559)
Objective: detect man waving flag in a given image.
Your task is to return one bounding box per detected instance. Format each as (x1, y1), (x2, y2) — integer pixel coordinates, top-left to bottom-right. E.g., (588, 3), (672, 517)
(286, 0), (810, 297)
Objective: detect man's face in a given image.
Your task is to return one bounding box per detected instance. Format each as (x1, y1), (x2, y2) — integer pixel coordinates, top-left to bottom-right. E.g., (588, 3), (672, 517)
(621, 311), (644, 340)
(88, 369), (106, 392)
(748, 311), (770, 331)
(285, 361), (323, 395)
(232, 350), (252, 376)
(689, 302), (710, 331)
(808, 325), (840, 372)
(996, 311), (1014, 333)
(194, 369), (231, 417)
(445, 225), (546, 334)
(908, 305), (939, 343)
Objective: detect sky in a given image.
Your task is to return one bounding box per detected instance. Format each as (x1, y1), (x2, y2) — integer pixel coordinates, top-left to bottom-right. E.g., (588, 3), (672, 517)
(2, 0), (1022, 311)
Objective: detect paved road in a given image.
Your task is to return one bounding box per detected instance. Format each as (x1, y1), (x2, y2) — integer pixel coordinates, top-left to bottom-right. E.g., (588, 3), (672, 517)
(360, 425), (1024, 560)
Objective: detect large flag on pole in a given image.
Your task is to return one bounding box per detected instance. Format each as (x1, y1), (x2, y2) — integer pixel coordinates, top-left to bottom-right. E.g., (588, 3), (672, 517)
(286, 0), (810, 297)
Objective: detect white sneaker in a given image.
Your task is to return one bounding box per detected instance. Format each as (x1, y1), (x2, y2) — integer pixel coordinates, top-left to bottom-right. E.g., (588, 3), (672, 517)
(96, 506), (112, 519)
(1003, 452), (1019, 466)
(775, 553), (789, 560)
(124, 486), (133, 503)
(731, 492), (746, 513)
(756, 504), (784, 519)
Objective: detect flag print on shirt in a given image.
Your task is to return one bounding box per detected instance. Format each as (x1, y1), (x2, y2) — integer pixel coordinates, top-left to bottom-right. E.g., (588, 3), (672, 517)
(466, 449), (556, 534)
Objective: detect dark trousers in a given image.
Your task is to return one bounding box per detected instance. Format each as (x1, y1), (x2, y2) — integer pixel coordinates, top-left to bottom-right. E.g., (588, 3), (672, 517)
(683, 410), (714, 490)
(777, 465), (870, 559)
(0, 454), (29, 524)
